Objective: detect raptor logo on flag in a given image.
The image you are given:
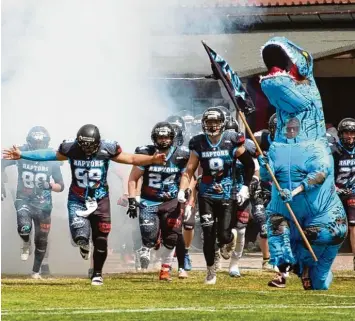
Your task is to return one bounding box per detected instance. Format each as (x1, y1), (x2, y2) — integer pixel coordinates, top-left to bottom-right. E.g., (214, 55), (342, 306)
(202, 41), (255, 116)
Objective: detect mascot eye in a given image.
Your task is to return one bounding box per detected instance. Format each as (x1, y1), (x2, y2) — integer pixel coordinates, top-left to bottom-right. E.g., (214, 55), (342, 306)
(302, 51), (311, 65)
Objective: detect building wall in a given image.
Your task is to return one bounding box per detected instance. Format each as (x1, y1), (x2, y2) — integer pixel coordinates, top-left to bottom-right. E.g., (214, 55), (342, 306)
(161, 76), (354, 130)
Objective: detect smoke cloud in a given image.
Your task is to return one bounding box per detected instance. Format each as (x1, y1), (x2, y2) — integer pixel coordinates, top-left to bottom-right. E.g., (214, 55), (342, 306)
(1, 0), (237, 275)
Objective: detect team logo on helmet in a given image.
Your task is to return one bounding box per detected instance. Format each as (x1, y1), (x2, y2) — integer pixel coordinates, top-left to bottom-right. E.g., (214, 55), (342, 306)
(202, 107), (226, 136)
(338, 118), (355, 150)
(151, 122), (175, 150)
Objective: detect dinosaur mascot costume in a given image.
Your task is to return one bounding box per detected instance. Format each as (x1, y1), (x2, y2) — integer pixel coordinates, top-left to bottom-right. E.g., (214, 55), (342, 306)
(259, 37), (347, 290)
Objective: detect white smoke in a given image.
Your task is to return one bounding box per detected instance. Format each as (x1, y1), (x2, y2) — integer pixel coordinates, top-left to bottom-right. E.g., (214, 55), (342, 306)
(1, 0), (238, 275)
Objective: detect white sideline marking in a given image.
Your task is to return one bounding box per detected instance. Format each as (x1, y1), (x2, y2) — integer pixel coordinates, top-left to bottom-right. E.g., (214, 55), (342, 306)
(2, 304), (355, 315)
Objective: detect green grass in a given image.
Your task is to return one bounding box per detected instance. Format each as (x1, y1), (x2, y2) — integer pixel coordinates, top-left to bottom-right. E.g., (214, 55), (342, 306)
(2, 271), (355, 321)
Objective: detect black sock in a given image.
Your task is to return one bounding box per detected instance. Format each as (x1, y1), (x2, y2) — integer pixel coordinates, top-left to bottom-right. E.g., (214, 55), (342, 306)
(263, 257), (270, 261)
(33, 248), (46, 273)
(176, 234), (185, 269)
(93, 247), (107, 274)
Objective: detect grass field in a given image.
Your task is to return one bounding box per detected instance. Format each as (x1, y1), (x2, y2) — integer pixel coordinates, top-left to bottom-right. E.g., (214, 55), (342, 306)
(2, 271), (355, 321)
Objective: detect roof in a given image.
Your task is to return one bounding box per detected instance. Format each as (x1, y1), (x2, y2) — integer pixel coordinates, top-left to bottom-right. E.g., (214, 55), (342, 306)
(178, 0), (355, 7)
(149, 29), (355, 78)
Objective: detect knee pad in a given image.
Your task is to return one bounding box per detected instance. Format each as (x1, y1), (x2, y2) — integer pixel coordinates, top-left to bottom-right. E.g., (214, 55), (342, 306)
(35, 236), (48, 251)
(253, 204), (267, 228)
(236, 209), (249, 229)
(142, 235), (158, 248)
(163, 232), (178, 250)
(259, 224), (268, 239)
(94, 236), (108, 252)
(18, 224), (31, 236)
(73, 235), (89, 247)
(268, 214), (289, 236)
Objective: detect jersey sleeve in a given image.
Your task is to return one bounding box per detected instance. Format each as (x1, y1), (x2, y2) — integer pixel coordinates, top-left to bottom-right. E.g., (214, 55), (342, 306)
(58, 139), (76, 157)
(245, 139), (257, 157)
(103, 140), (122, 158)
(188, 136), (200, 157)
(134, 145), (154, 170)
(177, 146), (190, 171)
(134, 145), (153, 156)
(230, 131), (246, 157)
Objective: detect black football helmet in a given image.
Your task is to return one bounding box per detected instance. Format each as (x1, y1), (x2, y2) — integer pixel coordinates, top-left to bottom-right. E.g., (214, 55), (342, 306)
(192, 114), (204, 135)
(166, 115), (186, 134)
(268, 113), (277, 141)
(338, 118), (355, 150)
(76, 124), (101, 156)
(170, 123), (184, 146)
(151, 122), (175, 150)
(216, 106), (232, 123)
(225, 117), (239, 132)
(26, 126), (50, 150)
(202, 107), (226, 136)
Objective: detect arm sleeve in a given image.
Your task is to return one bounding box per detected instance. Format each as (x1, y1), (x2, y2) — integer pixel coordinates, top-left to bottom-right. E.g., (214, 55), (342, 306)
(21, 149), (58, 161)
(237, 150), (255, 186)
(51, 163), (65, 192)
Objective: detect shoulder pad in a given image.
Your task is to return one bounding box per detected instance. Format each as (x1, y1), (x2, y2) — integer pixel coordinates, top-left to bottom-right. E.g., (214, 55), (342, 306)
(177, 146), (190, 159)
(188, 134), (203, 151)
(58, 139), (77, 156)
(245, 139), (257, 156)
(332, 142), (343, 156)
(230, 131), (245, 146)
(179, 145), (190, 153)
(135, 145), (155, 155)
(101, 140), (121, 157)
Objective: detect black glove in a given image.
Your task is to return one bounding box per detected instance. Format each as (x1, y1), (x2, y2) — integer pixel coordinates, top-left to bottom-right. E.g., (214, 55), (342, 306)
(1, 182), (6, 201)
(37, 178), (52, 190)
(127, 198), (138, 219)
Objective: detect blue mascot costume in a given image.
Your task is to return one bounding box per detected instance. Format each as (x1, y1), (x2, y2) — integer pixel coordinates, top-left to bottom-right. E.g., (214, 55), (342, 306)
(259, 37), (347, 290)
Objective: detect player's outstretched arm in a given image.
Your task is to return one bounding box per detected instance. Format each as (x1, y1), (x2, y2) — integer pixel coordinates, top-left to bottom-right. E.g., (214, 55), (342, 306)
(111, 151), (166, 166)
(179, 152), (199, 194)
(126, 166), (144, 219)
(2, 146), (67, 161)
(128, 166), (144, 198)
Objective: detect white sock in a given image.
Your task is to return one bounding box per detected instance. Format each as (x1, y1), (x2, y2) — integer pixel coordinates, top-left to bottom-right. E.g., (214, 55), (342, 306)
(232, 228), (246, 260)
(160, 245), (175, 266)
